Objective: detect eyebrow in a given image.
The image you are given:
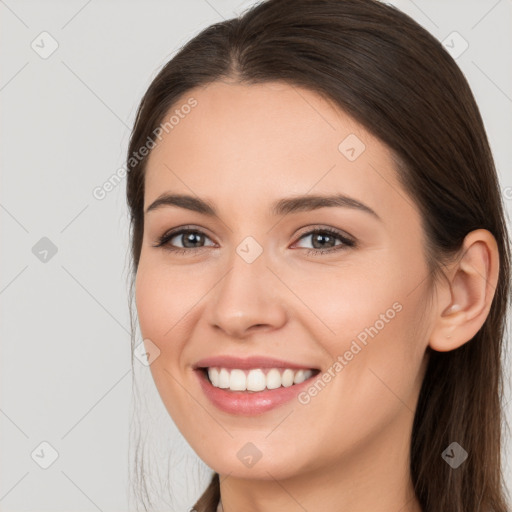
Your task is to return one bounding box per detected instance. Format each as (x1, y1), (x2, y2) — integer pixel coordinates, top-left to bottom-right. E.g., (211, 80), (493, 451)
(145, 193), (381, 220)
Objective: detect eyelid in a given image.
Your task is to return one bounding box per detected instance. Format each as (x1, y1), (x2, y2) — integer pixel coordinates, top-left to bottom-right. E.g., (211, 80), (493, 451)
(293, 225), (355, 243)
(154, 224), (217, 247)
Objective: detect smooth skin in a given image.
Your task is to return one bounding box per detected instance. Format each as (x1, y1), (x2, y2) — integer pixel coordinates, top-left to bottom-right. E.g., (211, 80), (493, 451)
(135, 80), (499, 512)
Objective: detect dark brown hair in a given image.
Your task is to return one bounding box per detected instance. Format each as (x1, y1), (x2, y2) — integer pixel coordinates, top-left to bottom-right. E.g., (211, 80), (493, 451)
(125, 1), (511, 510)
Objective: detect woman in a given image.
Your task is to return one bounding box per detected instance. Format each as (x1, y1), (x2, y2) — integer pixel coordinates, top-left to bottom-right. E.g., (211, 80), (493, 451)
(125, 0), (511, 510)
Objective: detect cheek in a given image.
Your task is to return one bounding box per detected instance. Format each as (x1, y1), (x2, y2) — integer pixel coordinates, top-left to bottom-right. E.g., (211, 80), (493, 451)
(295, 304), (426, 461)
(134, 264), (166, 340)
(134, 258), (214, 368)
(306, 245), (428, 360)
(340, 295), (427, 416)
(134, 264), (183, 366)
(297, 258), (428, 420)
(284, 256), (404, 342)
(134, 261), (203, 418)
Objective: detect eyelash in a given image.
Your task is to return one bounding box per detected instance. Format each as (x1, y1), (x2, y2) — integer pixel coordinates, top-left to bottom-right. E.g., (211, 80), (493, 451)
(153, 225), (356, 257)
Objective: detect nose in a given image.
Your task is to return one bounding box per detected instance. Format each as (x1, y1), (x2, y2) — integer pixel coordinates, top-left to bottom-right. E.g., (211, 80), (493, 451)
(207, 248), (288, 339)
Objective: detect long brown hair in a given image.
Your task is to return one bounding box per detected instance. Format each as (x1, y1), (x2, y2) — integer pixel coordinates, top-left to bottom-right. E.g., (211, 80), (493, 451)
(125, 1), (511, 510)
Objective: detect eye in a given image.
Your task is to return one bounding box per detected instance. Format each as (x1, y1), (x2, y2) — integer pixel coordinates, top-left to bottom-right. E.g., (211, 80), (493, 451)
(293, 227), (356, 256)
(153, 226), (216, 255)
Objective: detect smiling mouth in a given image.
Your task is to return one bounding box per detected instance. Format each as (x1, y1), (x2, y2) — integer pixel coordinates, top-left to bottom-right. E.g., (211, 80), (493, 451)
(199, 366), (321, 393)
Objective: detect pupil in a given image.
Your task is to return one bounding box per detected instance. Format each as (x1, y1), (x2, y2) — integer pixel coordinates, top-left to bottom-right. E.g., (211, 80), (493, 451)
(313, 233), (333, 249)
(184, 232), (203, 248)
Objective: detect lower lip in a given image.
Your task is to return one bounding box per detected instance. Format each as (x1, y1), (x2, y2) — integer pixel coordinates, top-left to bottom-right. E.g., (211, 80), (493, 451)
(195, 369), (317, 416)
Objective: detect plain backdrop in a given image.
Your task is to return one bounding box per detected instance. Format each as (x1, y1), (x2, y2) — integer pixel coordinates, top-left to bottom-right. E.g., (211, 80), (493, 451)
(1, 0), (511, 511)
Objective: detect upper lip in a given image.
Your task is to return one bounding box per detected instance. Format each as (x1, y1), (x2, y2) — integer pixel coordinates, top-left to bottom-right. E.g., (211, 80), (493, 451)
(193, 355), (319, 371)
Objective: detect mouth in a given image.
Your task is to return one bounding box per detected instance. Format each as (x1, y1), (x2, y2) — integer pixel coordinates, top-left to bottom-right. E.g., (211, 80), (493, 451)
(197, 366), (321, 393)
(194, 363), (322, 415)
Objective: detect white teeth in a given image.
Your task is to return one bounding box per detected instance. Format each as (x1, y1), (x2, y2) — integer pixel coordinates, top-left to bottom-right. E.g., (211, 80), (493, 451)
(281, 369), (295, 387)
(294, 369), (307, 384)
(246, 369), (266, 391)
(266, 368), (282, 390)
(206, 367), (314, 392)
(208, 367), (219, 387)
(229, 369), (247, 391)
(218, 368), (230, 389)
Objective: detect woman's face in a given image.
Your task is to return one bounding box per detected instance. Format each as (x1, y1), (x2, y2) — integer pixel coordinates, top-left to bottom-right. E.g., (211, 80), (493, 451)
(135, 80), (433, 481)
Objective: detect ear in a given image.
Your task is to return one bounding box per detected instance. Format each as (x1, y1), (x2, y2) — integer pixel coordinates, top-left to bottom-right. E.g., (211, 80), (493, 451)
(428, 229), (500, 352)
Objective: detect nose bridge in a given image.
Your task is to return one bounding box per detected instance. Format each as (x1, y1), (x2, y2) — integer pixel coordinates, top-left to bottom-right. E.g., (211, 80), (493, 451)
(207, 237), (287, 337)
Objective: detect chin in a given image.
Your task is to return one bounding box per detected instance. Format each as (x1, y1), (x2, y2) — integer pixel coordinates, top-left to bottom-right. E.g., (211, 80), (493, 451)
(198, 447), (311, 481)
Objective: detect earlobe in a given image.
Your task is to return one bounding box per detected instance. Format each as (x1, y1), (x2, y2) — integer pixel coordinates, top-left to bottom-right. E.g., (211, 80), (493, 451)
(428, 229), (499, 353)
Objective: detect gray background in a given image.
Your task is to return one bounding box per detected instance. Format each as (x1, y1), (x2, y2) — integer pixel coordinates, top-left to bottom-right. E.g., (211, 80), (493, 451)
(1, 0), (511, 511)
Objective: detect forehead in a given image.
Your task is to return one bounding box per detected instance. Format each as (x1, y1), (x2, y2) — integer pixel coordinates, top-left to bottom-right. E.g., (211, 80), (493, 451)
(143, 80), (414, 223)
